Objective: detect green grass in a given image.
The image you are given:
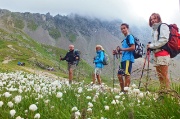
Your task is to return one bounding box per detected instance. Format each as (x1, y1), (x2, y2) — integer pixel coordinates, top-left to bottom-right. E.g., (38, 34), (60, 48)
(48, 28), (61, 39)
(0, 14), (180, 119)
(27, 20), (38, 31)
(0, 26), (93, 83)
(67, 33), (76, 43)
(0, 71), (179, 119)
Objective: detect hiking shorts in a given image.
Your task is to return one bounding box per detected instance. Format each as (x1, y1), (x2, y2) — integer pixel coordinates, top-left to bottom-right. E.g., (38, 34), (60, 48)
(68, 63), (76, 71)
(94, 68), (102, 75)
(154, 55), (170, 66)
(118, 61), (132, 76)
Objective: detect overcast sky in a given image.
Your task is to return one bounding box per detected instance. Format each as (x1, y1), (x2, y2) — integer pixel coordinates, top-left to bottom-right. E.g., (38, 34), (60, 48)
(0, 0), (179, 26)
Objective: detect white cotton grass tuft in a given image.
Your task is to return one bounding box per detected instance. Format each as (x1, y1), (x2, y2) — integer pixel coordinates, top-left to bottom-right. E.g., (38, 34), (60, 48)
(75, 111), (81, 118)
(86, 96), (91, 100)
(71, 106), (78, 111)
(29, 104), (38, 111)
(124, 87), (129, 91)
(0, 101), (4, 107)
(56, 92), (63, 98)
(132, 84), (137, 88)
(14, 95), (22, 104)
(88, 102), (93, 108)
(4, 92), (12, 98)
(138, 93), (144, 98)
(133, 88), (140, 94)
(87, 108), (92, 113)
(78, 87), (83, 93)
(10, 109), (16, 117)
(34, 113), (40, 119)
(7, 101), (14, 108)
(115, 95), (120, 99)
(111, 100), (116, 105)
(104, 105), (109, 110)
(16, 116), (23, 119)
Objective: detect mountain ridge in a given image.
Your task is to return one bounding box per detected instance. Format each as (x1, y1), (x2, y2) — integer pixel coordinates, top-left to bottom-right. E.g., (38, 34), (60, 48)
(0, 8), (180, 79)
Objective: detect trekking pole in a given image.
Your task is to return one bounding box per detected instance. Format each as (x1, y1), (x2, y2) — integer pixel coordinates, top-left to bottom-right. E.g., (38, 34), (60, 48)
(145, 50), (150, 91)
(113, 54), (116, 90)
(138, 51), (148, 89)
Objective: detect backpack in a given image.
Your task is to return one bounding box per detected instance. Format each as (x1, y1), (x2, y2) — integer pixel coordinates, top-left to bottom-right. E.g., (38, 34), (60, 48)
(126, 35), (144, 59)
(157, 23), (180, 58)
(73, 49), (80, 65)
(102, 51), (109, 65)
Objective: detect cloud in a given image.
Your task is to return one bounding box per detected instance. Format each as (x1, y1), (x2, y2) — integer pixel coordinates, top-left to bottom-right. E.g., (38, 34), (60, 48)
(0, 0), (179, 26)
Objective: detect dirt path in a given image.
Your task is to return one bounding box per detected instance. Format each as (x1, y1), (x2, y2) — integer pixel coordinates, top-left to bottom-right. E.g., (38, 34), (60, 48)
(21, 67), (62, 80)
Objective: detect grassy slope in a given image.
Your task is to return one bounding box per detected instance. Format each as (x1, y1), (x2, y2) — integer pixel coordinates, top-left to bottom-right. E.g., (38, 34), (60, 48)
(0, 25), (93, 83)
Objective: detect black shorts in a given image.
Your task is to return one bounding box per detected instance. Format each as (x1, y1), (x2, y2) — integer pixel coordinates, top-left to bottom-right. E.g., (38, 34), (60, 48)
(118, 61), (132, 76)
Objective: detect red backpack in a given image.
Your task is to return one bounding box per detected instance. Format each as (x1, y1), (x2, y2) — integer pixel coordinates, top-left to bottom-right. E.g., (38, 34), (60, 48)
(157, 23), (180, 58)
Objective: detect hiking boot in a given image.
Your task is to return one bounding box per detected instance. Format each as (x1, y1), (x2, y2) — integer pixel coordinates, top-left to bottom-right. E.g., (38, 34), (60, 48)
(69, 80), (72, 84)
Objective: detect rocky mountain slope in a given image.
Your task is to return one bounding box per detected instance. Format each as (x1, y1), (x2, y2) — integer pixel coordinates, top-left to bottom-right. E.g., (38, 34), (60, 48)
(0, 8), (180, 79)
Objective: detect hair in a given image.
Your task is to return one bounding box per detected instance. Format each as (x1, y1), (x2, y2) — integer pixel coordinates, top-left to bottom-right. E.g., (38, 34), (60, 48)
(95, 45), (104, 51)
(149, 13), (162, 27)
(121, 23), (129, 29)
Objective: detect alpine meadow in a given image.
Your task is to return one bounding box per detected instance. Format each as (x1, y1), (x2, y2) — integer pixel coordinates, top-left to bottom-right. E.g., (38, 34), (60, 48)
(0, 9), (180, 119)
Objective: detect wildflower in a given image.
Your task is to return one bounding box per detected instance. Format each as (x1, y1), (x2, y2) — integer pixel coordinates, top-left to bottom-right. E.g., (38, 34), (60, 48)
(51, 106), (54, 109)
(56, 92), (63, 98)
(119, 92), (124, 96)
(87, 88), (92, 91)
(75, 111), (81, 118)
(78, 87), (83, 93)
(14, 95), (22, 104)
(115, 95), (120, 99)
(122, 96), (126, 100)
(0, 81), (3, 86)
(7, 101), (14, 108)
(132, 84), (137, 88)
(16, 116), (23, 119)
(10, 109), (16, 117)
(86, 96), (91, 100)
(111, 100), (116, 105)
(133, 88), (140, 94)
(87, 108), (92, 113)
(104, 106), (109, 110)
(0, 101), (4, 107)
(124, 87), (129, 91)
(116, 111), (120, 115)
(18, 89), (23, 93)
(72, 106), (78, 111)
(24, 110), (28, 113)
(101, 117), (107, 119)
(34, 113), (40, 119)
(88, 102), (93, 108)
(138, 93), (144, 98)
(44, 100), (50, 104)
(29, 104), (38, 111)
(4, 92), (12, 98)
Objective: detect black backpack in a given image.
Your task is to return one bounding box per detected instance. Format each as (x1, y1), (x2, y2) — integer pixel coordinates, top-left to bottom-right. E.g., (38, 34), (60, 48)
(125, 35), (144, 59)
(157, 23), (180, 58)
(73, 49), (80, 65)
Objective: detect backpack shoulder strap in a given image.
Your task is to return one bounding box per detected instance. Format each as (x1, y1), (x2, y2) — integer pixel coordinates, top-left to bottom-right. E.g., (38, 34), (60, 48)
(126, 35), (132, 47)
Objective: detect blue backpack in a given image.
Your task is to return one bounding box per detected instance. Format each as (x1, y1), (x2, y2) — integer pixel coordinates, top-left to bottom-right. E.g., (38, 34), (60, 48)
(102, 51), (109, 65)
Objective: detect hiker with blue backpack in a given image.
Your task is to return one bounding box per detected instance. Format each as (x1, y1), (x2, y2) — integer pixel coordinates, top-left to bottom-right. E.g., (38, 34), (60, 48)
(60, 44), (80, 84)
(92, 45), (105, 85)
(115, 23), (135, 92)
(147, 13), (171, 90)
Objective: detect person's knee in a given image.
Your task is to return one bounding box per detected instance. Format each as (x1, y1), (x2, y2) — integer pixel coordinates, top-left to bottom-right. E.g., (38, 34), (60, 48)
(117, 74), (122, 79)
(69, 69), (73, 73)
